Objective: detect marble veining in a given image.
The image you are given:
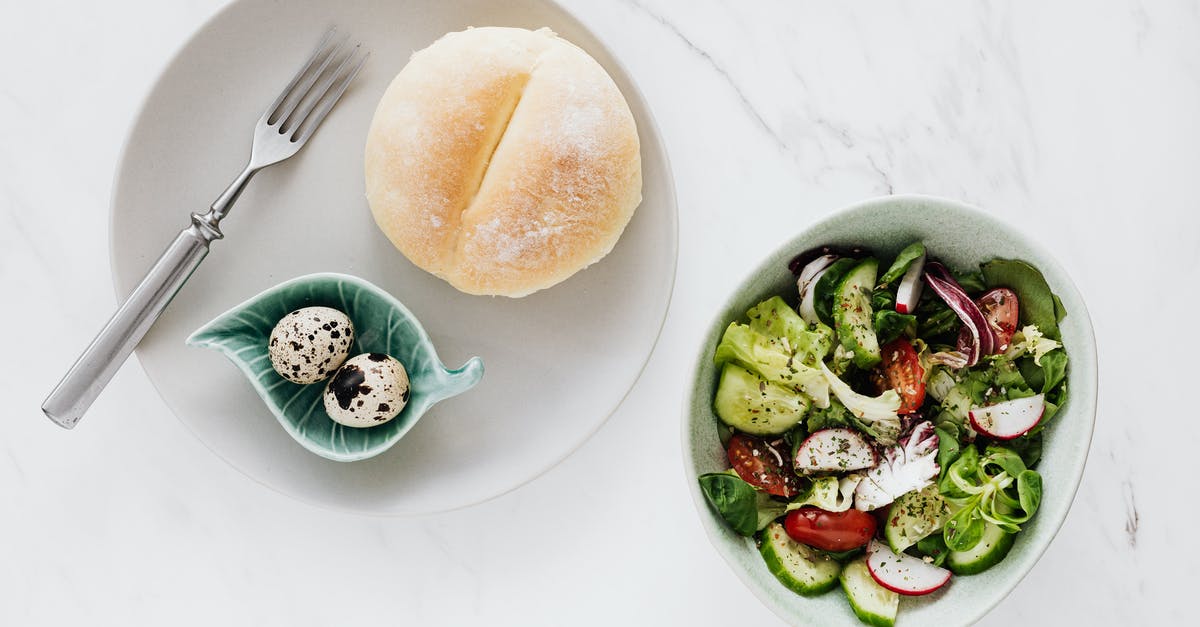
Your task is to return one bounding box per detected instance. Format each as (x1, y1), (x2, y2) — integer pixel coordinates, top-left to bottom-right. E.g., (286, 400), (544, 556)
(1, 0), (1196, 625)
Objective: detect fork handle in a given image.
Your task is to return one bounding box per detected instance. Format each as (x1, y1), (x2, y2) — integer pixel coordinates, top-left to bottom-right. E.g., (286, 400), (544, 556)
(41, 216), (220, 429)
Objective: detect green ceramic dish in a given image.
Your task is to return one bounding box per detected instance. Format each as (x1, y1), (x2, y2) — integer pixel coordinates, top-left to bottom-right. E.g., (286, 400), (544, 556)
(187, 273), (483, 462)
(682, 195), (1097, 626)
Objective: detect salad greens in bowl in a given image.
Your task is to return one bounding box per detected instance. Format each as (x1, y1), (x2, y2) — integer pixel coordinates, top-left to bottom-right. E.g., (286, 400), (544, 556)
(683, 196), (1096, 626)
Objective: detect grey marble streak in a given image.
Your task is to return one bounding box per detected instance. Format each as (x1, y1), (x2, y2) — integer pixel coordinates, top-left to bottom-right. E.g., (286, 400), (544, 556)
(1, 0), (1198, 626)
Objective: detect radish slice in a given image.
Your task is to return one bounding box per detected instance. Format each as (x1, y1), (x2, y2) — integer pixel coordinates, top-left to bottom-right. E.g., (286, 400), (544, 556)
(866, 539), (951, 595)
(969, 395), (1045, 440)
(923, 262), (994, 365)
(894, 253), (926, 314)
(794, 428), (877, 475)
(797, 255), (838, 325)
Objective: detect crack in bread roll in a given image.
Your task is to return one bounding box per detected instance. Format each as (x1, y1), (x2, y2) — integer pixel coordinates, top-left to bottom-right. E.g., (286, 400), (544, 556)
(365, 27), (642, 297)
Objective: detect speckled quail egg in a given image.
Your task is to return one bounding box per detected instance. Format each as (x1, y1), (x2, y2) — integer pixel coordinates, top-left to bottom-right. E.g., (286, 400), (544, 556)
(323, 353), (411, 428)
(268, 307), (355, 384)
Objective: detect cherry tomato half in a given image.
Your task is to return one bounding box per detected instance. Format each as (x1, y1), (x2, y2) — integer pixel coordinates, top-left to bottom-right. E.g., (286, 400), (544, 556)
(784, 506), (878, 552)
(879, 338), (926, 414)
(727, 433), (800, 498)
(976, 287), (1019, 351)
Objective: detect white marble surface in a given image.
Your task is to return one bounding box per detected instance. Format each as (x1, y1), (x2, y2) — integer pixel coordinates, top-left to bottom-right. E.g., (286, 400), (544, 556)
(1, 0), (1195, 624)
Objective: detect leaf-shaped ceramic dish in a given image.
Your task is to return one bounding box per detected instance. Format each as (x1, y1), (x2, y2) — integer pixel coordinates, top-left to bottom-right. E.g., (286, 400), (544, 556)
(186, 273), (483, 462)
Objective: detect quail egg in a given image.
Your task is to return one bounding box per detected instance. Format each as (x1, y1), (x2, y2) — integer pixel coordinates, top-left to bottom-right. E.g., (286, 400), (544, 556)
(323, 353), (411, 428)
(268, 307), (355, 384)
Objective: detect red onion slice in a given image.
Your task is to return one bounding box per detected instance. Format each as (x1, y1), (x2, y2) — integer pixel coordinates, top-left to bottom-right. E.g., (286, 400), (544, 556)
(923, 262), (995, 366)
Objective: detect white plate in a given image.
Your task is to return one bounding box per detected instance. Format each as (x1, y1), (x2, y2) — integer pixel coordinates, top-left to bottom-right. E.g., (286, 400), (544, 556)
(110, 0), (677, 514)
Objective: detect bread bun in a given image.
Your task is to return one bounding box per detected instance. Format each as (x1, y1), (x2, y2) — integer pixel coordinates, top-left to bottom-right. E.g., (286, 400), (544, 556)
(364, 27), (642, 297)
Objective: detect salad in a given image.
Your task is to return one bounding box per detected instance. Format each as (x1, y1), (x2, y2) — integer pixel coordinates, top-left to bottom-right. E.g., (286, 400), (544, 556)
(697, 242), (1069, 626)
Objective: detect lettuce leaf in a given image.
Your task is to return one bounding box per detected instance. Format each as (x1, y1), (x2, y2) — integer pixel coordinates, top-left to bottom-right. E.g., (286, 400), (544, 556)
(819, 362), (901, 445)
(786, 476), (858, 513)
(714, 322), (830, 407)
(745, 296), (834, 366)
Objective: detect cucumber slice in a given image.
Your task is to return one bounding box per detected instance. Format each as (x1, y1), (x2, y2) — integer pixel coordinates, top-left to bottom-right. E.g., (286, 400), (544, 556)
(815, 258), (859, 327)
(834, 258), (882, 368)
(946, 521), (1016, 575)
(839, 556), (899, 627)
(714, 363), (809, 436)
(759, 522), (842, 596)
(884, 484), (950, 553)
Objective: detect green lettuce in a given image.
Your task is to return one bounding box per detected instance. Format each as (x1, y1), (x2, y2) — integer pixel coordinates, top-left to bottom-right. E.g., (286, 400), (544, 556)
(785, 475), (858, 513)
(745, 296), (834, 366)
(1006, 325), (1062, 366)
(715, 298), (835, 407)
(819, 362), (901, 445)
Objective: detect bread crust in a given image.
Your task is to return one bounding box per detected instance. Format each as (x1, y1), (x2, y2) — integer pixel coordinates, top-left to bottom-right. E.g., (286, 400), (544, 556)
(365, 27), (642, 297)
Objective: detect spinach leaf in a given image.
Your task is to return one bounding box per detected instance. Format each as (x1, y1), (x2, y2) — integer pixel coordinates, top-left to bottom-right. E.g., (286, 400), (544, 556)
(1053, 293), (1067, 324)
(871, 287), (895, 311)
(698, 472), (759, 536)
(1031, 379), (1068, 435)
(1018, 350), (1068, 397)
(953, 270), (987, 295)
(814, 258), (858, 327)
(756, 494), (787, 531)
(1007, 432), (1043, 468)
(820, 547), (866, 562)
(935, 424), (961, 480)
(874, 310), (917, 344)
(1039, 350), (1068, 394)
(879, 242), (926, 286)
(916, 534), (950, 567)
(1016, 356), (1045, 392)
(981, 259), (1063, 340)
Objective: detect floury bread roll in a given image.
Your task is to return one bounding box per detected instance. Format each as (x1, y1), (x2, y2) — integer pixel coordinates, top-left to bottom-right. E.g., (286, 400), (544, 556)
(364, 27), (642, 297)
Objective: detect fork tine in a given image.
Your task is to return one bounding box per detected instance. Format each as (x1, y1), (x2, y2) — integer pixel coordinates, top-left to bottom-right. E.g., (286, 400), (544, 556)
(288, 45), (367, 140)
(294, 49), (369, 143)
(261, 27), (338, 125)
(274, 36), (347, 130)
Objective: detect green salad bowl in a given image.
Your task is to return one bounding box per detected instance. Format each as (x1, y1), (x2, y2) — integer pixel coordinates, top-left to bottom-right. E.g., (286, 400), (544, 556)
(187, 273), (484, 462)
(683, 195), (1097, 626)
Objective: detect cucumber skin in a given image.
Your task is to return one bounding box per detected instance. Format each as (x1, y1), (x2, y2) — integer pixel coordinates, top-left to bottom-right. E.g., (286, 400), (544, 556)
(884, 485), (949, 554)
(713, 363), (807, 436)
(759, 523), (841, 597)
(839, 558), (899, 627)
(833, 259), (882, 369)
(947, 524), (1017, 575)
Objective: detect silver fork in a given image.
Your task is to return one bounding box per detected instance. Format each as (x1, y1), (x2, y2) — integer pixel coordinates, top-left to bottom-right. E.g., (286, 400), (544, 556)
(42, 29), (369, 429)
